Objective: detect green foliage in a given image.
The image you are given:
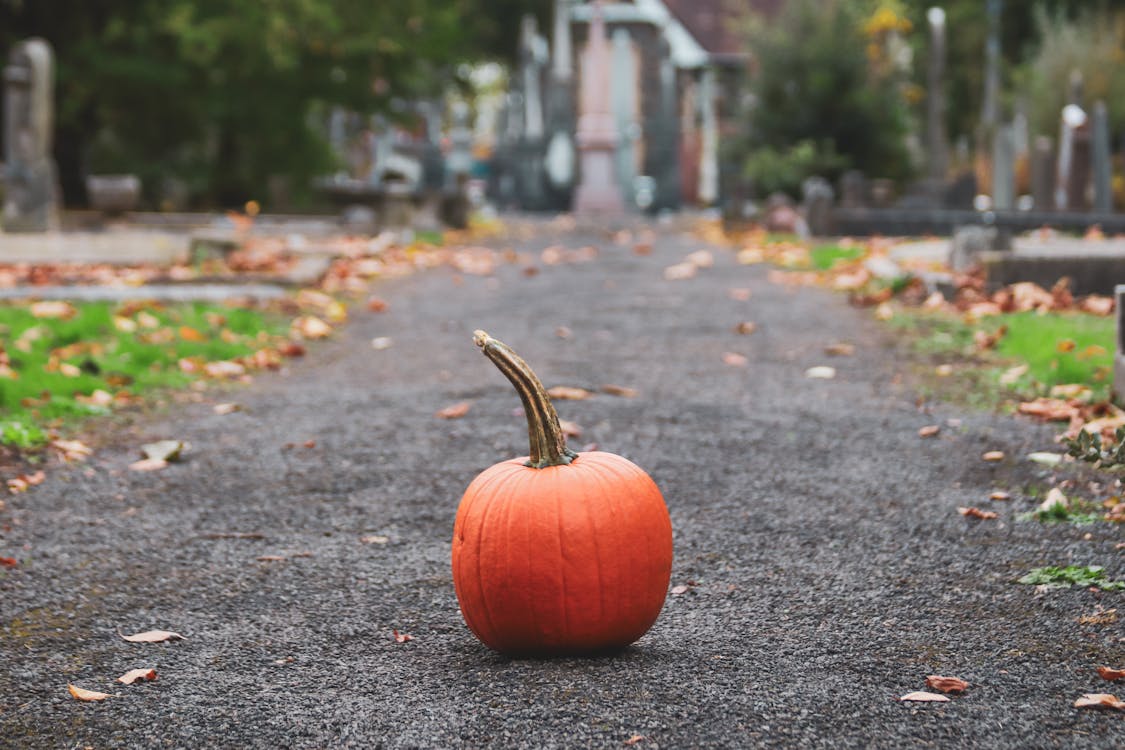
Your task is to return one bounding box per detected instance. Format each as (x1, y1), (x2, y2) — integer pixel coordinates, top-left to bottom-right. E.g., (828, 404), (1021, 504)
(0, 421), (48, 449)
(809, 243), (866, 270)
(1063, 427), (1125, 469)
(743, 0), (914, 195)
(992, 312), (1114, 400)
(1018, 565), (1125, 590)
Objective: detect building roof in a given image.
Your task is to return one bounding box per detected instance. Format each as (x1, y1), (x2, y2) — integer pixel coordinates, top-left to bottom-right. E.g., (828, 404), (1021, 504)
(662, 0), (782, 58)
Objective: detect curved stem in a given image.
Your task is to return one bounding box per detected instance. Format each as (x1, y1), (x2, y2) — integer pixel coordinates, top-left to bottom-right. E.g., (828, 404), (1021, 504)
(474, 330), (578, 469)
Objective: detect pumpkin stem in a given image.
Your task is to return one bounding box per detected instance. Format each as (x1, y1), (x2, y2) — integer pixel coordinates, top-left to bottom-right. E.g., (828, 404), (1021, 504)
(473, 330), (578, 469)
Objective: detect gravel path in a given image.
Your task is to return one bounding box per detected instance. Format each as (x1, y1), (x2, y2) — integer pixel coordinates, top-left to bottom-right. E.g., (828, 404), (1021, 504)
(1, 223), (1122, 748)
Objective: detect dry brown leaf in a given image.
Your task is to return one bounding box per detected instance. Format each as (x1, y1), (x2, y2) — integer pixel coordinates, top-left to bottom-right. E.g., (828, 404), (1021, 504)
(899, 691), (950, 703)
(874, 302), (894, 321)
(686, 249), (714, 268)
(118, 668), (157, 685)
(129, 458), (168, 472)
(366, 297), (389, 313)
(293, 315), (332, 340)
(1097, 666), (1125, 681)
(68, 684), (111, 702)
(824, 342), (856, 356)
(559, 420), (583, 438)
(257, 554), (286, 562)
(1056, 339), (1076, 353)
(50, 439), (93, 462)
(203, 360), (246, 379)
(1079, 608), (1117, 625)
(925, 675), (970, 693)
(805, 366), (836, 379)
(728, 287), (752, 301)
(371, 336), (393, 350)
(435, 401), (471, 419)
(555, 326), (572, 339)
(360, 535), (389, 545)
(982, 451), (1005, 462)
(663, 262), (697, 281)
(722, 352), (748, 367)
(179, 326), (206, 342)
(1074, 693), (1125, 710)
(31, 301), (77, 319)
(601, 384), (639, 398)
(958, 506), (998, 520)
(0, 556), (18, 568)
(918, 425), (940, 438)
(1017, 398), (1079, 422)
(393, 629), (413, 643)
(213, 402), (241, 415)
(670, 584), (690, 595)
(547, 386), (591, 401)
(999, 364), (1029, 385)
(624, 735), (646, 746)
(989, 490), (1012, 501)
(734, 321), (758, 335)
(119, 629), (185, 643)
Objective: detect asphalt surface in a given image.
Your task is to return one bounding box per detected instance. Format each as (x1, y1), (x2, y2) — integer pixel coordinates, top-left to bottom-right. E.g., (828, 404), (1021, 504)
(1, 222), (1122, 748)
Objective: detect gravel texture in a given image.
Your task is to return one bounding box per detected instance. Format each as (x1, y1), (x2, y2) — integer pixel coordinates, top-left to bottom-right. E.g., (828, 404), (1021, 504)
(1, 223), (1122, 748)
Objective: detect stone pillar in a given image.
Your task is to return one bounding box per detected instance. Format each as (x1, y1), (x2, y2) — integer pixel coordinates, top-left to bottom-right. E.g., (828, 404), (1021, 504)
(991, 124), (1015, 210)
(1055, 104), (1087, 211)
(697, 68), (719, 206)
(644, 40), (680, 212)
(543, 0), (577, 208)
(1030, 136), (1054, 210)
(574, 0), (624, 216)
(611, 28), (637, 208)
(3, 38), (60, 232)
(925, 7), (948, 183)
(980, 0), (1001, 132)
(1092, 100), (1112, 214)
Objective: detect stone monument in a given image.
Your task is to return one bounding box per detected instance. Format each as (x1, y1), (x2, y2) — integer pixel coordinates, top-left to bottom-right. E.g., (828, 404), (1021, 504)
(1092, 100), (1112, 214)
(573, 0), (624, 216)
(925, 8), (948, 185)
(3, 38), (60, 232)
(543, 0), (577, 209)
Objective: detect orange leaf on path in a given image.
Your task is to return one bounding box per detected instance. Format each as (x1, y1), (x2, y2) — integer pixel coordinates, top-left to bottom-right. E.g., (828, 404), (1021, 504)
(0, 557), (18, 568)
(1074, 693), (1125, 710)
(435, 401), (471, 419)
(31, 301), (77, 319)
(547, 386), (591, 400)
(367, 297), (389, 312)
(129, 458), (168, 472)
(722, 352), (748, 367)
(393, 629), (413, 643)
(989, 491), (1012, 501)
(958, 506), (998, 520)
(918, 425), (940, 438)
(118, 668), (157, 685)
(624, 735), (646, 746)
(926, 675), (970, 693)
(68, 684), (111, 702)
(982, 451), (1005, 462)
(734, 321), (758, 335)
(899, 691), (950, 703)
(178, 326), (206, 342)
(728, 287), (752, 301)
(119, 629), (185, 643)
(559, 420), (583, 438)
(1097, 666), (1125, 681)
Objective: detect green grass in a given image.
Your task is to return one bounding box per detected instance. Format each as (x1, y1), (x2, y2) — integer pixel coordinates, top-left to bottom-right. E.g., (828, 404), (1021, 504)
(889, 309), (1115, 402)
(0, 301), (287, 446)
(1017, 565), (1125, 590)
(808, 243), (866, 270)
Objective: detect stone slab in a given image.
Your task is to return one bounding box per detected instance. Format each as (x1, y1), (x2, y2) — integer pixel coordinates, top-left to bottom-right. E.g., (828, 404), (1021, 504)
(979, 249), (1125, 296)
(0, 230), (189, 265)
(0, 283), (285, 302)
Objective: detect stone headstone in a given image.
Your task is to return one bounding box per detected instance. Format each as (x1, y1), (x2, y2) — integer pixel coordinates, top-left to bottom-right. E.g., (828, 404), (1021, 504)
(646, 43), (680, 211)
(573, 0), (624, 216)
(697, 68), (719, 206)
(86, 174), (141, 215)
(839, 170), (867, 209)
(943, 171), (977, 210)
(1092, 100), (1112, 213)
(926, 7), (948, 182)
(1055, 104), (1087, 211)
(949, 225), (999, 271)
(801, 176), (835, 236)
(870, 179), (895, 208)
(991, 124), (1015, 210)
(3, 38), (60, 232)
(611, 29), (638, 207)
(1030, 136), (1054, 210)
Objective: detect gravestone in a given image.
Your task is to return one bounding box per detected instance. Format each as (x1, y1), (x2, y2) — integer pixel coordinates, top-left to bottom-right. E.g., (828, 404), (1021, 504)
(991, 124), (1015, 210)
(1116, 285), (1125, 404)
(1092, 100), (1112, 214)
(1055, 104), (1087, 211)
(925, 7), (948, 184)
(645, 42), (680, 211)
(802, 176), (835, 237)
(573, 0), (624, 216)
(3, 38), (60, 232)
(611, 28), (638, 207)
(943, 171), (977, 210)
(839, 171), (867, 209)
(1030, 136), (1054, 210)
(949, 225), (1000, 271)
(542, 0), (577, 208)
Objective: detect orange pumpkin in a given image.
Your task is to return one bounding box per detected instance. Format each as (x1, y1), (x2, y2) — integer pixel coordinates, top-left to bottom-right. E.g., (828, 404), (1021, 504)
(452, 331), (673, 655)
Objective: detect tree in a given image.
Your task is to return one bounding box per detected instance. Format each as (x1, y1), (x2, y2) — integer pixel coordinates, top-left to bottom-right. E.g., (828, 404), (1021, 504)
(0, 0), (550, 207)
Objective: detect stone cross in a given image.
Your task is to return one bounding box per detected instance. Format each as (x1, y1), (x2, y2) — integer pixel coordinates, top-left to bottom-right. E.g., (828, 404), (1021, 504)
(925, 7), (948, 183)
(574, 0), (624, 215)
(3, 38), (60, 232)
(1092, 100), (1112, 213)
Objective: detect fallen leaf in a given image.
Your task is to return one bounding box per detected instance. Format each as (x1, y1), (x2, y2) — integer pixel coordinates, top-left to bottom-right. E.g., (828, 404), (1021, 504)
(670, 585), (690, 595)
(982, 451), (1005, 462)
(926, 675), (970, 693)
(824, 342), (855, 356)
(117, 668), (157, 685)
(119, 629), (185, 643)
(601, 384), (638, 398)
(257, 555), (286, 562)
(999, 364), (1029, 385)
(68, 684), (110, 702)
(663, 262), (697, 281)
(989, 490), (1012, 501)
(1080, 608), (1117, 625)
(958, 506), (998, 520)
(1037, 487), (1068, 514)
(559, 420), (583, 438)
(728, 287), (752, 301)
(1074, 693), (1125, 710)
(360, 535), (389, 545)
(874, 302), (894, 321)
(722, 352), (748, 367)
(129, 458), (168, 472)
(366, 297), (389, 312)
(555, 326), (572, 339)
(1097, 666), (1125, 681)
(59, 362), (82, 377)
(293, 315), (332, 339)
(0, 557), (18, 568)
(371, 336), (394, 350)
(30, 301), (77, 319)
(178, 326), (206, 342)
(624, 735), (646, 746)
(918, 425), (940, 438)
(277, 341), (306, 357)
(899, 691), (950, 703)
(686, 249), (714, 268)
(805, 366), (836, 379)
(393, 629), (413, 643)
(51, 439), (93, 462)
(734, 321), (758, 335)
(547, 386), (591, 401)
(436, 401), (471, 419)
(142, 440), (184, 462)
(213, 403), (241, 415)
(1027, 452), (1063, 467)
(1056, 339), (1076, 353)
(935, 364), (954, 377)
(203, 360), (246, 378)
